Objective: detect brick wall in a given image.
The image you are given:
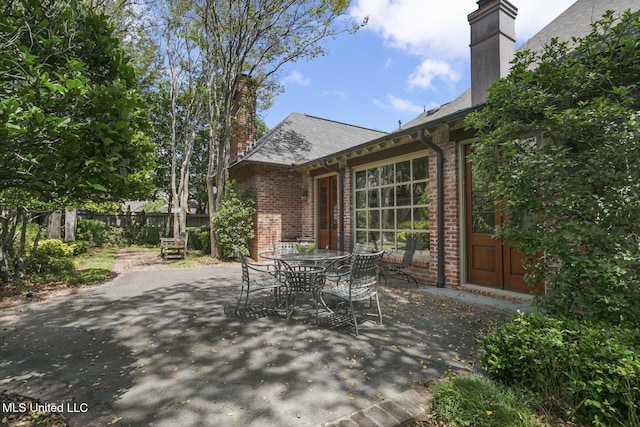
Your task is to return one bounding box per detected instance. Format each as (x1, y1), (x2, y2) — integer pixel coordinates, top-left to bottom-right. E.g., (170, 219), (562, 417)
(231, 163), (305, 259)
(440, 129), (460, 288)
(231, 127), (462, 286)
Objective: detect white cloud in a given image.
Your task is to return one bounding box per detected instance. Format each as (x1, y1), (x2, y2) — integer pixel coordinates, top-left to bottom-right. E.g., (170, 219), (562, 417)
(408, 59), (462, 89)
(350, 0), (471, 59)
(388, 94), (423, 114)
(283, 70), (311, 86)
(351, 0), (576, 58)
(374, 94), (423, 114)
(350, 0), (576, 91)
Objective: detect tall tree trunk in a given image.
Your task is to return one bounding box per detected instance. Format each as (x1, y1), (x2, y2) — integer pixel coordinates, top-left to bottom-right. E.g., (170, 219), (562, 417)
(0, 208), (13, 284)
(15, 207), (28, 280)
(207, 122), (219, 258)
(206, 173), (217, 258)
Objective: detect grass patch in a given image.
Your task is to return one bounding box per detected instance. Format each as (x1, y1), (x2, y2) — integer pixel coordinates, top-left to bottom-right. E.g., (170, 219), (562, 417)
(1, 247), (117, 305)
(145, 247), (220, 268)
(169, 251), (220, 268)
(72, 247), (117, 285)
(429, 373), (544, 427)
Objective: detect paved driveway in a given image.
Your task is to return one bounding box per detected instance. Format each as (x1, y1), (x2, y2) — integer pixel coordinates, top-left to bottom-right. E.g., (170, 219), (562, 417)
(0, 263), (522, 426)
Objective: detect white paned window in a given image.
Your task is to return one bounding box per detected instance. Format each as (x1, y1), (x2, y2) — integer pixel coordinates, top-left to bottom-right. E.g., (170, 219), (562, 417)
(354, 155), (429, 250)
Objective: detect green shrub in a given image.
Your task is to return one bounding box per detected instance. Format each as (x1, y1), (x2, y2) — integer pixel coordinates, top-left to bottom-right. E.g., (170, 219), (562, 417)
(186, 227), (211, 254)
(133, 225), (162, 246)
(104, 227), (127, 247)
(68, 240), (88, 255)
(212, 181), (255, 258)
(480, 311), (640, 426)
(77, 219), (107, 247)
(432, 374), (543, 427)
(31, 239), (75, 274)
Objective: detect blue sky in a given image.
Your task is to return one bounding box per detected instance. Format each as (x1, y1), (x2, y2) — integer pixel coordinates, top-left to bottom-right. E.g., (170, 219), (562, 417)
(261, 0), (576, 132)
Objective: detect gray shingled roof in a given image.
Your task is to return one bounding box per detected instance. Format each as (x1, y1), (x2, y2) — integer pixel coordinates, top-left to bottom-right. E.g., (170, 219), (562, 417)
(519, 0), (638, 53)
(233, 112), (388, 167)
(398, 0), (640, 133)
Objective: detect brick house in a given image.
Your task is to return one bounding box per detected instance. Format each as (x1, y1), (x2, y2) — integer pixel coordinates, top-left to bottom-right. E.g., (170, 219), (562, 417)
(229, 0), (639, 294)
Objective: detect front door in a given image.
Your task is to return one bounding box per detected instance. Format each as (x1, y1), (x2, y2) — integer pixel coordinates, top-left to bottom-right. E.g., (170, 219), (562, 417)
(317, 176), (338, 250)
(465, 145), (543, 293)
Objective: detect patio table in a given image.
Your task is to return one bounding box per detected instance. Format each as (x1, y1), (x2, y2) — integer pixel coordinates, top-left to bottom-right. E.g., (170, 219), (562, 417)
(259, 249), (350, 264)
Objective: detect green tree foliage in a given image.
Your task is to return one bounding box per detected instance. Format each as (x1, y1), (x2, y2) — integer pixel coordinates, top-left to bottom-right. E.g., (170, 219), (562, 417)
(211, 181), (255, 259)
(0, 0), (154, 204)
(195, 0), (364, 256)
(0, 0), (154, 282)
(466, 10), (640, 325)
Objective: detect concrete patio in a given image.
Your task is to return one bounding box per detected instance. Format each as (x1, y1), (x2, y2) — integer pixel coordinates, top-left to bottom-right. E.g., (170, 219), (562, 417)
(0, 261), (530, 426)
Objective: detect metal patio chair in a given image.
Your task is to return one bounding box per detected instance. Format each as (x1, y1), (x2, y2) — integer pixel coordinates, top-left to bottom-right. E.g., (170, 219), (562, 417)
(279, 260), (325, 318)
(320, 250), (385, 336)
(273, 241), (298, 254)
(323, 242), (374, 283)
(234, 247), (285, 320)
(379, 236), (419, 287)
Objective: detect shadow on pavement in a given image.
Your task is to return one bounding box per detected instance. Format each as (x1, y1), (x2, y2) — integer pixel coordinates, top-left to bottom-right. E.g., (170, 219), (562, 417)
(0, 264), (513, 426)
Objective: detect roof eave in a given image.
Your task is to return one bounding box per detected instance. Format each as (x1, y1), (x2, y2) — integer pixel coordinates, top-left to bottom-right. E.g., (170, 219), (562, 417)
(295, 104), (480, 170)
(229, 158), (294, 170)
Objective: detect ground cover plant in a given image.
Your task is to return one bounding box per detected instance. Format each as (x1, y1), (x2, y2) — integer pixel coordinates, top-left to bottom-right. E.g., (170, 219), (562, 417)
(480, 312), (640, 426)
(0, 245), (117, 307)
(429, 374), (544, 427)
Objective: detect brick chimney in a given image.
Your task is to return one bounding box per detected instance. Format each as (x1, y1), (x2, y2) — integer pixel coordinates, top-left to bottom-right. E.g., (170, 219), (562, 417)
(230, 75), (257, 163)
(468, 0), (518, 106)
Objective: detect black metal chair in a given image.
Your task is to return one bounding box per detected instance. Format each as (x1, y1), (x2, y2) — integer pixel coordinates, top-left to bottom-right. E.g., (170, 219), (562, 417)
(234, 247), (285, 319)
(323, 242), (374, 283)
(379, 236), (419, 287)
(320, 250), (385, 336)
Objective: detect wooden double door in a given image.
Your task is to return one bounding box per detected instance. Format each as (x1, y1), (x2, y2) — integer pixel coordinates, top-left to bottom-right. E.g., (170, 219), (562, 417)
(317, 176), (338, 250)
(465, 146), (544, 293)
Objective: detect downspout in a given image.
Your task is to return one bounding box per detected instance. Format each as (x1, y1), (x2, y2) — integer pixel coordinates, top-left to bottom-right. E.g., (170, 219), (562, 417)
(418, 128), (446, 288)
(322, 160), (345, 252)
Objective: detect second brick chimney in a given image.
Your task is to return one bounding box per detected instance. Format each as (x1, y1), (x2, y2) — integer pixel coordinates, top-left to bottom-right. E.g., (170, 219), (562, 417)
(468, 0), (518, 107)
(230, 75), (257, 163)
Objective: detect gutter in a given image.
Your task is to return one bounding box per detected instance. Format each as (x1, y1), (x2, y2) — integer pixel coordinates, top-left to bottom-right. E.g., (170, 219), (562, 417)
(418, 128), (446, 288)
(322, 160), (346, 252)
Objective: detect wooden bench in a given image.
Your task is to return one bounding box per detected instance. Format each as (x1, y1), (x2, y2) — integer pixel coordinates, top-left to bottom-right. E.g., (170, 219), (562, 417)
(160, 232), (188, 260)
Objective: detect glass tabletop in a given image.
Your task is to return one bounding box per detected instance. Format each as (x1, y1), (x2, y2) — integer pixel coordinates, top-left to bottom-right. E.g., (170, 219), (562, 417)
(259, 249), (350, 262)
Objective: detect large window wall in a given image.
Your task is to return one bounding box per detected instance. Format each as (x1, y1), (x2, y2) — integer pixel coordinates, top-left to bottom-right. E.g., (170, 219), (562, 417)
(354, 154), (430, 251)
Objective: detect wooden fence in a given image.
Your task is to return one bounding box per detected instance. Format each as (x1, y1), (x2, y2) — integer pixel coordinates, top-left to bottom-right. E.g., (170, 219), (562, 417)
(77, 212), (210, 229)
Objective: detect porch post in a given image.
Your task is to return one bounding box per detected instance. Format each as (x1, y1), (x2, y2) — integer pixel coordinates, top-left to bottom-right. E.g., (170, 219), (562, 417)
(418, 128), (446, 288)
